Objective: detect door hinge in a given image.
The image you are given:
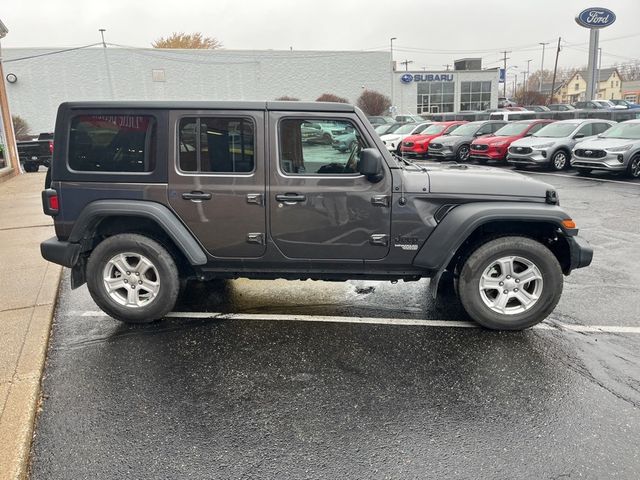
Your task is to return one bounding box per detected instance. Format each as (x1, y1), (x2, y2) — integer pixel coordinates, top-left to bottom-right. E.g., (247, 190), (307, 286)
(370, 234), (389, 246)
(246, 233), (265, 245)
(246, 193), (263, 205)
(371, 195), (390, 207)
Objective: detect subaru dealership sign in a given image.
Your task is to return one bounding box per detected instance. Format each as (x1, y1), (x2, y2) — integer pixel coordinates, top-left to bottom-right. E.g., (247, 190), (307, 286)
(400, 73), (454, 83)
(575, 7), (616, 29)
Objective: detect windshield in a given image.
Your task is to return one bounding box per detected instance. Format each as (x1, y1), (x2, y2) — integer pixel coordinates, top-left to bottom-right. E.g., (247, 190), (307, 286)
(394, 124), (419, 134)
(380, 123), (402, 134)
(421, 124), (446, 135)
(533, 122), (579, 138)
(448, 123), (480, 136)
(600, 123), (640, 140)
(375, 124), (390, 133)
(494, 123), (530, 136)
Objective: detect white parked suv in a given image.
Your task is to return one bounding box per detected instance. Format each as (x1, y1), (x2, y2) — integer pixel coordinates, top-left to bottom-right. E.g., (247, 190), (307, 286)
(571, 119), (640, 178)
(380, 122), (432, 153)
(507, 119), (616, 171)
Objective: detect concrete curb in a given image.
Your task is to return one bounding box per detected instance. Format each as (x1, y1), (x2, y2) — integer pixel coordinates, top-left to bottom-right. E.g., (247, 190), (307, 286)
(0, 172), (63, 480)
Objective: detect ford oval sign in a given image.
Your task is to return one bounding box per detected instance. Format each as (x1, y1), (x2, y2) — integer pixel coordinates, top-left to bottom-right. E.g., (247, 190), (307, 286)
(400, 73), (413, 83)
(575, 7), (616, 29)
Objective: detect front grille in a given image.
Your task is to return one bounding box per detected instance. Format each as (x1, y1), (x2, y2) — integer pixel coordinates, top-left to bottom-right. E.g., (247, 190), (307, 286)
(403, 142), (414, 147)
(575, 149), (606, 159)
(472, 144), (488, 151)
(509, 146), (532, 155)
(430, 143), (442, 150)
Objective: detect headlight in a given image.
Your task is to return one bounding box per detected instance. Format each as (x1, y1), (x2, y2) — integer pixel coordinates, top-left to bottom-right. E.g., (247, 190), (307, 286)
(607, 144), (633, 152)
(532, 142), (554, 149)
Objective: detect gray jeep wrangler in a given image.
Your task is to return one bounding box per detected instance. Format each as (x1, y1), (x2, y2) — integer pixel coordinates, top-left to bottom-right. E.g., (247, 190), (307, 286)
(40, 101), (592, 330)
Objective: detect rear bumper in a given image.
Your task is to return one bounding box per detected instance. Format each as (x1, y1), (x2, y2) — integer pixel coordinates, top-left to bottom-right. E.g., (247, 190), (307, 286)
(40, 236), (81, 268)
(567, 235), (593, 272)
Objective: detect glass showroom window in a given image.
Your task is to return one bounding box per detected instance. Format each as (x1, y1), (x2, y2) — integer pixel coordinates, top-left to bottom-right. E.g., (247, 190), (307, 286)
(417, 82), (455, 114)
(460, 81), (492, 111)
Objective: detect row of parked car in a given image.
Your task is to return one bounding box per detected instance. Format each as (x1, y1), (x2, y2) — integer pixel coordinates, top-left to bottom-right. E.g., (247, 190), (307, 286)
(373, 118), (640, 178)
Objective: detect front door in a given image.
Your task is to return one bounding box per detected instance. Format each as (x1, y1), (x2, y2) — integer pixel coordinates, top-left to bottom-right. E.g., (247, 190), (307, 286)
(168, 110), (267, 258)
(268, 113), (392, 260)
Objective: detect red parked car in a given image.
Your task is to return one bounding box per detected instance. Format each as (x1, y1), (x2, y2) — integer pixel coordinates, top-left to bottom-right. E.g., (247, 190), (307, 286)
(400, 121), (467, 158)
(469, 119), (555, 164)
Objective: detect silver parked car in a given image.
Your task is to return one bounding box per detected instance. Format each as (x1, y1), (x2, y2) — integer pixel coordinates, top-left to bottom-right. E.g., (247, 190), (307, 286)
(428, 120), (507, 161)
(571, 119), (640, 178)
(507, 119), (616, 171)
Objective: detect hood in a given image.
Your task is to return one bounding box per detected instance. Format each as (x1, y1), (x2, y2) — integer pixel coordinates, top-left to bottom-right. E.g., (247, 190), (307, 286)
(510, 136), (560, 147)
(437, 134), (473, 146)
(473, 134), (519, 145)
(381, 133), (401, 142)
(573, 137), (638, 149)
(404, 133), (440, 144)
(401, 164), (553, 198)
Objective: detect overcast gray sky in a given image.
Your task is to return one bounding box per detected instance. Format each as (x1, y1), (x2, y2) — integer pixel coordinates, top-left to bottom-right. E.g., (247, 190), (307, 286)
(2, 0), (639, 77)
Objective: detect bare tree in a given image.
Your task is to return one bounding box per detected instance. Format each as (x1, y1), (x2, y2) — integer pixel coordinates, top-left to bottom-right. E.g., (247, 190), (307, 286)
(514, 90), (548, 106)
(615, 61), (640, 81)
(275, 96), (300, 101)
(152, 32), (222, 49)
(316, 93), (349, 103)
(356, 90), (391, 116)
(12, 115), (30, 140)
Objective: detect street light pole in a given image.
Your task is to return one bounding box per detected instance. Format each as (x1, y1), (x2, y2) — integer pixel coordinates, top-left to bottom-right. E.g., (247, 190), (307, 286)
(525, 59), (532, 91)
(539, 42), (549, 92)
(99, 28), (106, 48)
(390, 37), (397, 114)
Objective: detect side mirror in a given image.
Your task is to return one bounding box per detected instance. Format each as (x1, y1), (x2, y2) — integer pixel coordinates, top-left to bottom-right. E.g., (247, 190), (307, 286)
(358, 148), (384, 182)
(574, 133), (585, 139)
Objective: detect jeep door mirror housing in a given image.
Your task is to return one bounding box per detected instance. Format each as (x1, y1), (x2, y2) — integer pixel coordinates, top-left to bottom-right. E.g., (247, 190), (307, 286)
(358, 148), (384, 182)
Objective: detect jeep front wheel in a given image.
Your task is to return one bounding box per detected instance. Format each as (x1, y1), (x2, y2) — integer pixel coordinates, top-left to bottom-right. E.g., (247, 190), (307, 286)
(86, 234), (180, 323)
(457, 236), (563, 330)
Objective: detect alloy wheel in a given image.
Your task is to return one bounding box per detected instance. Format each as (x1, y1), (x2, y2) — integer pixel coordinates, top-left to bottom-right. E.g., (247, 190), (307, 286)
(102, 252), (160, 308)
(553, 152), (567, 170)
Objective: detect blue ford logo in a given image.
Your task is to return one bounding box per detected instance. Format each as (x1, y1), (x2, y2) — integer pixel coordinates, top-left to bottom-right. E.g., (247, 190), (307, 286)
(575, 7), (616, 28)
(400, 73), (413, 83)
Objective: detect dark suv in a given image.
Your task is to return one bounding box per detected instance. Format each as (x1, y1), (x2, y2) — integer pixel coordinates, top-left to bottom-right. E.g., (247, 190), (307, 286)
(41, 101), (592, 330)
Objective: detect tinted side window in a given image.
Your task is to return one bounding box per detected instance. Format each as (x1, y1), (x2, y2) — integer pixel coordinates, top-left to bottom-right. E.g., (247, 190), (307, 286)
(178, 117), (255, 173)
(69, 115), (156, 172)
(594, 123), (612, 135)
(491, 123), (505, 133)
(527, 123), (545, 135)
(279, 119), (366, 175)
(576, 124), (593, 137)
(476, 124), (493, 135)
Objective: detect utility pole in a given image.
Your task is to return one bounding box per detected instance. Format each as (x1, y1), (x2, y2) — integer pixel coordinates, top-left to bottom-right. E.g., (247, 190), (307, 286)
(99, 28), (106, 48)
(390, 37), (396, 115)
(538, 42), (549, 92)
(501, 51), (511, 97)
(596, 47), (602, 98)
(525, 59), (532, 91)
(443, 64), (451, 71)
(549, 37), (561, 105)
(400, 59), (414, 71)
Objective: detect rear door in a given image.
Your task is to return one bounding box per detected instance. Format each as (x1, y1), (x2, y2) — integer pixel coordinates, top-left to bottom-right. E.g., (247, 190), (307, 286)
(168, 110), (267, 258)
(268, 112), (392, 260)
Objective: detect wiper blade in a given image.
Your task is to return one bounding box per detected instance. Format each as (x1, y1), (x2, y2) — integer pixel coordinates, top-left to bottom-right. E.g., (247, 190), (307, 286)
(392, 152), (427, 172)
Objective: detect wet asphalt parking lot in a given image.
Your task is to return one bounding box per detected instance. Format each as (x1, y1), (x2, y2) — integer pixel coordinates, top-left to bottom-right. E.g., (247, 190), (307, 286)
(30, 166), (640, 479)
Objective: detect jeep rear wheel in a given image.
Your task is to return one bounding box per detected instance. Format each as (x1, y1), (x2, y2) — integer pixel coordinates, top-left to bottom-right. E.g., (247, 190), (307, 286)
(457, 236), (563, 330)
(86, 234), (180, 323)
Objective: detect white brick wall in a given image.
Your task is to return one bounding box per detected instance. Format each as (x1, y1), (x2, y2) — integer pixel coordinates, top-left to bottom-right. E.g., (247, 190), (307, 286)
(2, 48), (391, 132)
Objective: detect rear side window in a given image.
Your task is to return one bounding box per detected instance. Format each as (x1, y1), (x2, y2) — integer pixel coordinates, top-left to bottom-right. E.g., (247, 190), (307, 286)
(178, 117), (254, 173)
(68, 115), (156, 172)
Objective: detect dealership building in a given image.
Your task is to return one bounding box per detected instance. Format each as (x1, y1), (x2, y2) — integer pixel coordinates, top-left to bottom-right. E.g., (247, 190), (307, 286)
(2, 47), (502, 133)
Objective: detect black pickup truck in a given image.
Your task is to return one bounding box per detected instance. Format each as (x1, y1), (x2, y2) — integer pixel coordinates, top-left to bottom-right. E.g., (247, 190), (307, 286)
(17, 132), (53, 172)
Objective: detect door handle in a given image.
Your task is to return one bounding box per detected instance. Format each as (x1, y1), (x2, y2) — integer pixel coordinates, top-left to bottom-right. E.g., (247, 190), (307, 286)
(275, 193), (306, 203)
(182, 191), (212, 201)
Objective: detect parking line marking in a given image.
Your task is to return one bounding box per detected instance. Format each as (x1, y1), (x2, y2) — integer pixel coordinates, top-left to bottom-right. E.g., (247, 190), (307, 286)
(78, 310), (640, 334)
(521, 170), (640, 187)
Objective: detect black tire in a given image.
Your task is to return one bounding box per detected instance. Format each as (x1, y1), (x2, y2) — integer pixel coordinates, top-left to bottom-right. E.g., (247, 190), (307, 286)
(23, 162), (39, 172)
(457, 236), (563, 330)
(576, 168), (592, 176)
(86, 234), (180, 324)
(627, 154), (640, 179)
(456, 144), (470, 162)
(550, 149), (569, 171)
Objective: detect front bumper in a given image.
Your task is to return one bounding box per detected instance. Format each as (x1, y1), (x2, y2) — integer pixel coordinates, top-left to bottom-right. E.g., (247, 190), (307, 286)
(567, 235), (593, 272)
(428, 148), (456, 160)
(470, 150), (505, 161)
(507, 149), (549, 166)
(571, 152), (628, 171)
(41, 236), (81, 268)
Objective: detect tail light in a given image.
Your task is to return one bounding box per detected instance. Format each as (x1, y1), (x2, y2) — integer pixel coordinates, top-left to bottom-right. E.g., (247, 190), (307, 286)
(49, 141), (54, 154)
(42, 189), (59, 216)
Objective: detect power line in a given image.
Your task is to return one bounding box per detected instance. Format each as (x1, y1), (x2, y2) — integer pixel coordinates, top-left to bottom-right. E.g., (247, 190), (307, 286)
(3, 43), (103, 63)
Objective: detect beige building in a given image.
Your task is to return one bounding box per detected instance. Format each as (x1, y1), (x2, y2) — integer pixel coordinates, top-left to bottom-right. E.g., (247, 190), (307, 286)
(558, 68), (623, 103)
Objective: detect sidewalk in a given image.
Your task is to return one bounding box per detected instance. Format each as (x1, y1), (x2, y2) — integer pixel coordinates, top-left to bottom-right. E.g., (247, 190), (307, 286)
(0, 172), (62, 480)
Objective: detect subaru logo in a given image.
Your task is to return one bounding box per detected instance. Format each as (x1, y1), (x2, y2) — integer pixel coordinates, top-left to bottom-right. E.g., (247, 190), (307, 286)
(400, 73), (414, 83)
(575, 7), (616, 29)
